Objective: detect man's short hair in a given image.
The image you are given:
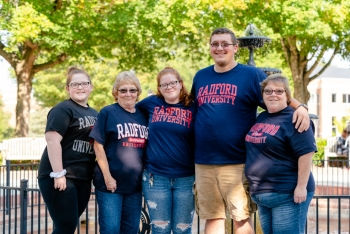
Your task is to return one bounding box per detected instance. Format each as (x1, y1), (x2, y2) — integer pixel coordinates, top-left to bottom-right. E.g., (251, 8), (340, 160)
(210, 28), (238, 45)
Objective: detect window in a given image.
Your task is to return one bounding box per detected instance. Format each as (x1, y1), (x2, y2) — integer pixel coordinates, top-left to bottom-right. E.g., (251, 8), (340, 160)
(332, 93), (336, 103)
(343, 94), (346, 103)
(332, 116), (336, 136)
(348, 94), (350, 103)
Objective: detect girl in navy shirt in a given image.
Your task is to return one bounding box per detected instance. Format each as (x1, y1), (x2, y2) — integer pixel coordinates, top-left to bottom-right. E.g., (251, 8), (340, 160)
(138, 67), (195, 234)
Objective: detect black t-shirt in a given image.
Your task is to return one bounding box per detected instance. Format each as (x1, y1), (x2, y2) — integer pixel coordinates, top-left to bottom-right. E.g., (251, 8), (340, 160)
(38, 99), (98, 180)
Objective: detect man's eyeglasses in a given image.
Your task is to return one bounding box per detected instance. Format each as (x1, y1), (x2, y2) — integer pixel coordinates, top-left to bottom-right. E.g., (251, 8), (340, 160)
(118, 88), (138, 94)
(263, 89), (286, 95)
(210, 42), (235, 49)
(69, 82), (90, 89)
(159, 80), (179, 89)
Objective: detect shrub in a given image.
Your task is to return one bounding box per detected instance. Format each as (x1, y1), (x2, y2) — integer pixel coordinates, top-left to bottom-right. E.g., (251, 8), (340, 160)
(313, 138), (326, 166)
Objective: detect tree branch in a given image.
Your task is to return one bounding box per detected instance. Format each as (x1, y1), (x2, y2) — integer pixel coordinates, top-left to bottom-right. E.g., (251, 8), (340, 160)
(280, 38), (291, 67)
(304, 48), (326, 78)
(24, 40), (38, 50)
(53, 0), (63, 10)
(33, 53), (67, 73)
(0, 41), (16, 67)
(309, 47), (338, 82)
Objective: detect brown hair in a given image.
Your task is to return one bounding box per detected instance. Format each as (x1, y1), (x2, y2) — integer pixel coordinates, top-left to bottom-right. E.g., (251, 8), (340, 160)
(65, 67), (91, 86)
(260, 73), (292, 104)
(156, 67), (192, 106)
(112, 70), (142, 101)
(210, 27), (238, 45)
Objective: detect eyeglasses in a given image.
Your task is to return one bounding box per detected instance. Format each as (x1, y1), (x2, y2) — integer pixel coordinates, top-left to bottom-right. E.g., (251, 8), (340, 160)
(69, 82), (90, 89)
(210, 42), (235, 49)
(159, 80), (179, 89)
(263, 89), (286, 95)
(118, 88), (138, 94)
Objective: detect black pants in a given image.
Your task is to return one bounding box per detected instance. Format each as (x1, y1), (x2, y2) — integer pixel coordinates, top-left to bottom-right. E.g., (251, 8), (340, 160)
(38, 177), (92, 234)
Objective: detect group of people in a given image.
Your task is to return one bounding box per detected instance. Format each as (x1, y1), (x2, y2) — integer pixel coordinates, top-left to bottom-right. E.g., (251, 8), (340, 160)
(38, 27), (316, 234)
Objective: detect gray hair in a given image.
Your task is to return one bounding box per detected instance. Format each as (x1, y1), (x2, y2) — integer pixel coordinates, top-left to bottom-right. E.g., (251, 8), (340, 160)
(112, 70), (142, 101)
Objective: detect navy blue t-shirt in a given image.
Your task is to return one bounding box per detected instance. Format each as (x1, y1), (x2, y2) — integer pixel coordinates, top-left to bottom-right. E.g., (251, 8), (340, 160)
(245, 106), (317, 195)
(90, 103), (148, 194)
(137, 95), (195, 177)
(191, 64), (266, 164)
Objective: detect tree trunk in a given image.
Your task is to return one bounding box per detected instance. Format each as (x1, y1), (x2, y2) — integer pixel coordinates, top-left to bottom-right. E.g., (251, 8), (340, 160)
(15, 63), (34, 137)
(290, 65), (310, 104)
(281, 37), (310, 104)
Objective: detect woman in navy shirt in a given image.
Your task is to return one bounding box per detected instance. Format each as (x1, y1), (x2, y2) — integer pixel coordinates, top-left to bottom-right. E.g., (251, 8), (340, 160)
(90, 71), (148, 234)
(138, 67), (195, 234)
(245, 74), (316, 234)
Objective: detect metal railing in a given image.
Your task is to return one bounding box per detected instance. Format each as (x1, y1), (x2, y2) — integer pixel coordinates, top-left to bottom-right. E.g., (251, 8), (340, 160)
(2, 160), (348, 195)
(0, 160), (349, 233)
(0, 181), (349, 234)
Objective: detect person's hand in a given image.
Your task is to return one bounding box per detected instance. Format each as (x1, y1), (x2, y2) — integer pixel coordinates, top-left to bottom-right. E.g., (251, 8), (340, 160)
(104, 176), (117, 193)
(294, 186), (307, 203)
(54, 176), (66, 191)
(293, 106), (310, 132)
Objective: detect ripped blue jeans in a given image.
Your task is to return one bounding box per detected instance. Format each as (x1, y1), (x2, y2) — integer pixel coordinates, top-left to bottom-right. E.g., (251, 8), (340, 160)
(142, 170), (195, 234)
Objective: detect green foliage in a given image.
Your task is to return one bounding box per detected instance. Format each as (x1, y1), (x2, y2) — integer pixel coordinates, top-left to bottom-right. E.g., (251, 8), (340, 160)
(333, 116), (350, 135)
(28, 106), (49, 136)
(0, 95), (14, 140)
(313, 138), (326, 166)
(238, 0), (350, 102)
(2, 0), (350, 135)
(33, 58), (117, 111)
(33, 50), (209, 110)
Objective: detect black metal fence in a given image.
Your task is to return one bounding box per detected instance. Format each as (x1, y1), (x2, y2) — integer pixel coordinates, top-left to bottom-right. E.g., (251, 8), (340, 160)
(0, 160), (349, 233)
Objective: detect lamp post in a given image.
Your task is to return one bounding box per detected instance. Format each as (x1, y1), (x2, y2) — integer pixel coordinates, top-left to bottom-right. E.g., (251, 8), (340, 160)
(237, 24), (281, 75)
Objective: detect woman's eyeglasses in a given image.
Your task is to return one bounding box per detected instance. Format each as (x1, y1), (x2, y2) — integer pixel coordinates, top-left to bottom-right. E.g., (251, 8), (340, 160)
(159, 80), (179, 89)
(263, 89), (286, 95)
(69, 82), (90, 89)
(118, 89), (138, 94)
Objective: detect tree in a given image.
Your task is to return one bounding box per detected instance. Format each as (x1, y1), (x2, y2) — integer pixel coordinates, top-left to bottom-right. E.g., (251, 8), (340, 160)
(0, 0), (248, 136)
(0, 0), (116, 136)
(241, 0), (350, 103)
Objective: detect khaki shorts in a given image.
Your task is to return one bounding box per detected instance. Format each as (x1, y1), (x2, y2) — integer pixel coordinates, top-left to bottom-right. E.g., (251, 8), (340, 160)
(194, 164), (256, 221)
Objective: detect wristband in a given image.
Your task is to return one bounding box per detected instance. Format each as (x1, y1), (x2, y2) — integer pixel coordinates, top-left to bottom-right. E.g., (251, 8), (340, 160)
(50, 169), (67, 178)
(297, 103), (308, 111)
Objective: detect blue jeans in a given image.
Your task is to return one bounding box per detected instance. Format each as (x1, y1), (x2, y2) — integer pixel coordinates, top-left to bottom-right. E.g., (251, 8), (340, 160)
(142, 170), (195, 234)
(95, 189), (142, 234)
(252, 191), (314, 234)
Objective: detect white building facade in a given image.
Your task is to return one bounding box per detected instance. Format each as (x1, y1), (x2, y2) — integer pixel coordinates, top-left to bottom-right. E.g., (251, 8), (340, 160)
(307, 66), (350, 138)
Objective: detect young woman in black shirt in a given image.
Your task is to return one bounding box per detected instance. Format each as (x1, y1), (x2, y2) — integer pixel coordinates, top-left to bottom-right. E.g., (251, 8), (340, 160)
(38, 67), (98, 234)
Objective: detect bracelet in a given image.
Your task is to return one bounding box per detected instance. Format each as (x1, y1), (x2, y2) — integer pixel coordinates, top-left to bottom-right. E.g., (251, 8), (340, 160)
(50, 169), (67, 178)
(297, 103), (308, 111)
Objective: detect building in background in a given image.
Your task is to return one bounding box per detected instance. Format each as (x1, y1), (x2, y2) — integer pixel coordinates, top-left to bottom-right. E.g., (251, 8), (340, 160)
(308, 66), (350, 138)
